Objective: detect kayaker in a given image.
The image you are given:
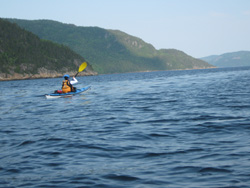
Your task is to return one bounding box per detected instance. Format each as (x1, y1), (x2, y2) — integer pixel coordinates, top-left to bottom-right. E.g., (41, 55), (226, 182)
(62, 74), (78, 93)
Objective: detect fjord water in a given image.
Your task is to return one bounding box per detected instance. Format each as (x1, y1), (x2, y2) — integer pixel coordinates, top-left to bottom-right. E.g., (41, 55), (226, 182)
(1, 67), (250, 188)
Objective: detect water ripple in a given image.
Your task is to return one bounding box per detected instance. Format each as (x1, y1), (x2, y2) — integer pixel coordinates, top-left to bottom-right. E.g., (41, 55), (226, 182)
(1, 67), (250, 187)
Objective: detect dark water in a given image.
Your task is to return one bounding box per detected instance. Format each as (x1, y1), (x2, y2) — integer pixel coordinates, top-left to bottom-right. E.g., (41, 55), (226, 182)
(1, 67), (250, 188)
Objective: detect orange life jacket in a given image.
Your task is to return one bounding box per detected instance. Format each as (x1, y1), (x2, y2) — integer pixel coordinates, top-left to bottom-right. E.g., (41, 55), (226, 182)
(62, 80), (73, 93)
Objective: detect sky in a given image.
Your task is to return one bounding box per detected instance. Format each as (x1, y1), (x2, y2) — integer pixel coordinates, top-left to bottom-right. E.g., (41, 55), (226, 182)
(0, 0), (250, 58)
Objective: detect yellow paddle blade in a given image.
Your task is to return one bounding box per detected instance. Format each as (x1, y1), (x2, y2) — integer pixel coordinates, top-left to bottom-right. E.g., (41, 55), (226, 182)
(78, 62), (87, 72)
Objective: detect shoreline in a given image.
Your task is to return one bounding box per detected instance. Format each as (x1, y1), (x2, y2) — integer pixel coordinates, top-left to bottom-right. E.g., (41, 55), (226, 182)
(0, 67), (217, 81)
(96, 66), (217, 76)
(0, 71), (98, 82)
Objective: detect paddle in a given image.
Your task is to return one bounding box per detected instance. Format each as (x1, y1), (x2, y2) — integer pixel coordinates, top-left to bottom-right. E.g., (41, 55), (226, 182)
(74, 62), (87, 77)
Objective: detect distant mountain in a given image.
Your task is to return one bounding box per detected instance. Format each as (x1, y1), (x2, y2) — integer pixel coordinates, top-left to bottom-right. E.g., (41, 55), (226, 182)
(7, 19), (214, 74)
(0, 19), (96, 81)
(201, 51), (250, 67)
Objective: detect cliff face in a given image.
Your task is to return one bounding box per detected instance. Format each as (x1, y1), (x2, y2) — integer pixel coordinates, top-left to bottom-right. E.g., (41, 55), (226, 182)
(0, 18), (97, 81)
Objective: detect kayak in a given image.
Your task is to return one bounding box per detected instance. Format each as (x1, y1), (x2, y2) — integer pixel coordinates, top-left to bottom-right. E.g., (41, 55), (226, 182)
(45, 86), (91, 99)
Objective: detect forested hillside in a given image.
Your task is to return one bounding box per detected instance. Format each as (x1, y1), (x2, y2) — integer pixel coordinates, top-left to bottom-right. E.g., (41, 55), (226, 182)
(8, 19), (214, 74)
(0, 18), (96, 80)
(201, 51), (250, 67)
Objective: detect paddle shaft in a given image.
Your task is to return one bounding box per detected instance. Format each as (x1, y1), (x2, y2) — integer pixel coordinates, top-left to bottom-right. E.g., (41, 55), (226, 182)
(74, 72), (80, 77)
(74, 62), (87, 77)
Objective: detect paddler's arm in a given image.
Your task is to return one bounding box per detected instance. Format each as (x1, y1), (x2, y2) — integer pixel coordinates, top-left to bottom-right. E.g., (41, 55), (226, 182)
(70, 77), (78, 85)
